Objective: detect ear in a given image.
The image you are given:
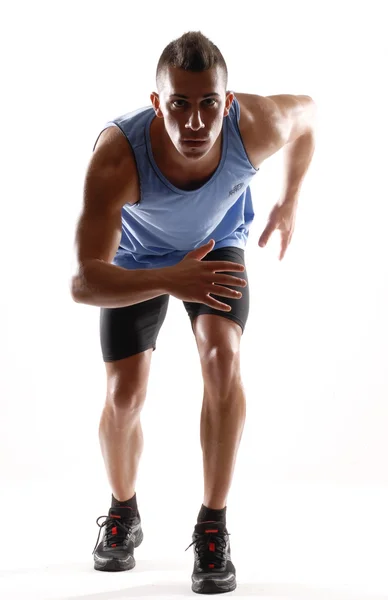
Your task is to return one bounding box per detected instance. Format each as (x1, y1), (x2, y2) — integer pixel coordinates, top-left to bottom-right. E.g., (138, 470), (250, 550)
(224, 91), (235, 117)
(150, 92), (163, 118)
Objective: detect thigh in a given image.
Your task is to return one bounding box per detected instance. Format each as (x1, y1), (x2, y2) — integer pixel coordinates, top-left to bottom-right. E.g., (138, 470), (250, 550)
(105, 347), (154, 407)
(183, 246), (249, 334)
(100, 294), (170, 362)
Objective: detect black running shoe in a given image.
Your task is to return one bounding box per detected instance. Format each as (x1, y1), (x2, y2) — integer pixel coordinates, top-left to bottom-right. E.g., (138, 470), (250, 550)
(93, 506), (143, 572)
(185, 521), (236, 594)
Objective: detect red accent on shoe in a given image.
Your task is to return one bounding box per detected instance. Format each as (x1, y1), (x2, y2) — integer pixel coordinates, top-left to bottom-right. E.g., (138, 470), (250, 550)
(112, 526), (117, 535)
(209, 564), (215, 568)
(112, 544), (117, 548)
(209, 542), (215, 552)
(110, 514), (121, 519)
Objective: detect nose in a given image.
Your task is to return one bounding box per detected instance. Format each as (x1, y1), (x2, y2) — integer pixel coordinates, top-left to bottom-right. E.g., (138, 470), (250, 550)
(185, 110), (205, 131)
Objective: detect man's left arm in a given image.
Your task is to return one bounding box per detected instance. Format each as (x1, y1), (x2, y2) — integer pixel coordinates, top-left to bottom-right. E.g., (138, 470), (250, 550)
(258, 94), (317, 259)
(272, 94), (317, 201)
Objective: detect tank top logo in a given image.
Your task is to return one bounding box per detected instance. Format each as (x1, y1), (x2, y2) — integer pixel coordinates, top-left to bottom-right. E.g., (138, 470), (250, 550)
(229, 182), (244, 196)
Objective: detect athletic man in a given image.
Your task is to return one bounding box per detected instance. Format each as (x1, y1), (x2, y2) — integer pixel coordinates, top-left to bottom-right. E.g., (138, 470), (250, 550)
(70, 31), (316, 594)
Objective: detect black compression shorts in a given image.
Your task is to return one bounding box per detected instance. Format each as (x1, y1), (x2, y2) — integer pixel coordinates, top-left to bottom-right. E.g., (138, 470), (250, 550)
(100, 246), (249, 362)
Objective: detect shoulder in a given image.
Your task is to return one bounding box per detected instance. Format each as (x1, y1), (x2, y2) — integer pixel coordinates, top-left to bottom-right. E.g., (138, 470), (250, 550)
(91, 125), (140, 206)
(234, 93), (280, 124)
(232, 93), (284, 168)
(94, 125), (135, 162)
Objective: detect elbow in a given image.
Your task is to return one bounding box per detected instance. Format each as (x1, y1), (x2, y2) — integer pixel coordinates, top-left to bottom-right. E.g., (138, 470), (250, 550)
(70, 277), (80, 303)
(70, 272), (84, 303)
(70, 262), (95, 304)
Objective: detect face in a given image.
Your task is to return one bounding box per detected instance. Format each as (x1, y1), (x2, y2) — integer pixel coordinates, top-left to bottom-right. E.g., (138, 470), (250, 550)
(151, 66), (234, 162)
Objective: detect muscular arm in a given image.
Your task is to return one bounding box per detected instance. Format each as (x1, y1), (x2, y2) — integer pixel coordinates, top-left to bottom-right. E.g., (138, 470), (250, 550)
(72, 259), (170, 309)
(70, 127), (171, 308)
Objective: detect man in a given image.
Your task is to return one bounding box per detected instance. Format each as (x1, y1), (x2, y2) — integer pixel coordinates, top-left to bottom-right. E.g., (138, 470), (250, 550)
(70, 31), (316, 595)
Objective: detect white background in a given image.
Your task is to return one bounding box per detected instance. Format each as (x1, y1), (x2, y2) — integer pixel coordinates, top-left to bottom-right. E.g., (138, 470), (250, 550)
(1, 1), (388, 598)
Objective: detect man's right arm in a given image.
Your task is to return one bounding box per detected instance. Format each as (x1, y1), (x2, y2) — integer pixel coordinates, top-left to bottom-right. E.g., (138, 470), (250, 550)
(70, 127), (171, 308)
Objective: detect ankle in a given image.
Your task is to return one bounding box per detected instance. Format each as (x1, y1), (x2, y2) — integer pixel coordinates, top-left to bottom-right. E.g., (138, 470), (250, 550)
(111, 492), (139, 517)
(197, 503), (226, 524)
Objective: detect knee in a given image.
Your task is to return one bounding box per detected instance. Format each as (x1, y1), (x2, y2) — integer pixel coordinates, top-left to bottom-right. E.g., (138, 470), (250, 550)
(200, 345), (241, 382)
(107, 392), (146, 415)
(106, 380), (148, 414)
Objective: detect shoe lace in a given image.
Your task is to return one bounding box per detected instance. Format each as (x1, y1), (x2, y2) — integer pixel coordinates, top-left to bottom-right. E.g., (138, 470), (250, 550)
(185, 530), (231, 570)
(92, 514), (134, 555)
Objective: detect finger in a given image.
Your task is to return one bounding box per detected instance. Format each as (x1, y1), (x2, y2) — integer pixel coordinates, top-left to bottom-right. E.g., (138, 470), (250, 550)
(205, 294), (232, 312)
(187, 239), (215, 259)
(211, 262), (245, 273)
(259, 222), (275, 247)
(212, 274), (247, 287)
(210, 285), (243, 299)
(279, 234), (290, 261)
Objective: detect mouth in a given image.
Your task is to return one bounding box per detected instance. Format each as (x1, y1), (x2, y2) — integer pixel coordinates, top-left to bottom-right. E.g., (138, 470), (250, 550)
(181, 139), (208, 146)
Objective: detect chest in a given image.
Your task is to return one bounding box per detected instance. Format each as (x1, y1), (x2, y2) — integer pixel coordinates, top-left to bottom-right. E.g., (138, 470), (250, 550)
(160, 163), (218, 191)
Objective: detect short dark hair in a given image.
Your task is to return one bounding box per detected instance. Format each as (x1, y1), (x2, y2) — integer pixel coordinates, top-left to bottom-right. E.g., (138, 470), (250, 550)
(156, 31), (228, 90)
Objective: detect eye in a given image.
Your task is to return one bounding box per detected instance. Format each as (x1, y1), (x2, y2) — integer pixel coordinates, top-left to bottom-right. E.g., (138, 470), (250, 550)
(171, 98), (218, 109)
(172, 100), (186, 108)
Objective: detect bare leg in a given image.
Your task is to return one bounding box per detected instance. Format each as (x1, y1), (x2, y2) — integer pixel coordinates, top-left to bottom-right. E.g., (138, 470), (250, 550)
(99, 350), (152, 502)
(194, 314), (246, 510)
(201, 366), (246, 509)
(99, 405), (144, 501)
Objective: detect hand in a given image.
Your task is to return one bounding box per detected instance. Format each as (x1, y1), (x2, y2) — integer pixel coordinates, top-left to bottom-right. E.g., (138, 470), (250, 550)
(258, 199), (298, 260)
(165, 240), (247, 312)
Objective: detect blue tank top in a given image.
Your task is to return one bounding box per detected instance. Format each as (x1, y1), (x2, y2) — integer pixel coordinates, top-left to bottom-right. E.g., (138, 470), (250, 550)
(93, 97), (259, 269)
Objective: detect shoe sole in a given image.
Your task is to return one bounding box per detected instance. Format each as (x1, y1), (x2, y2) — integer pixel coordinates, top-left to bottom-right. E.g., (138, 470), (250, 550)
(94, 528), (143, 572)
(192, 573), (237, 594)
